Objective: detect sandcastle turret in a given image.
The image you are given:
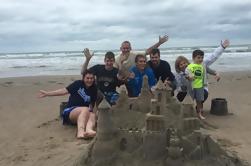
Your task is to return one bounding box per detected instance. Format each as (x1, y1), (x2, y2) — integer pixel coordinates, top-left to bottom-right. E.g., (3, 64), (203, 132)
(154, 79), (173, 103)
(114, 86), (130, 110)
(131, 76), (152, 113)
(181, 95), (200, 135)
(96, 99), (116, 141)
(90, 99), (118, 165)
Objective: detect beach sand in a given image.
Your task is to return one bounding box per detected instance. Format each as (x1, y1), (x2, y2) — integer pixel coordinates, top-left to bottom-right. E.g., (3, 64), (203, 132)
(0, 71), (251, 166)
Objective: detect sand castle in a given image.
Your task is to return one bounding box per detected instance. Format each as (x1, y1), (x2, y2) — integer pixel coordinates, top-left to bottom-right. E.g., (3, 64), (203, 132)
(74, 76), (245, 166)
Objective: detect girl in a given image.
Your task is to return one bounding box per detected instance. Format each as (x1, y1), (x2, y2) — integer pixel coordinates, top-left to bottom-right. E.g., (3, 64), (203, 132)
(38, 70), (97, 139)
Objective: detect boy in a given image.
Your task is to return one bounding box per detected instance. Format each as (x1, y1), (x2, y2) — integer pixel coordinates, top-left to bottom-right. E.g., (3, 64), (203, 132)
(186, 50), (206, 119)
(81, 48), (122, 105)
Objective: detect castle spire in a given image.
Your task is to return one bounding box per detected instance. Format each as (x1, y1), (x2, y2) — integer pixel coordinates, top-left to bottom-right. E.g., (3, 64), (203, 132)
(155, 79), (166, 90)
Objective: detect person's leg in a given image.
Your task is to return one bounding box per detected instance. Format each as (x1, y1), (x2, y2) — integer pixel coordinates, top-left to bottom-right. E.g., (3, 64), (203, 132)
(96, 90), (104, 107)
(194, 88), (205, 119)
(203, 89), (209, 103)
(196, 101), (205, 120)
(176, 91), (187, 102)
(69, 107), (90, 138)
(85, 112), (96, 137)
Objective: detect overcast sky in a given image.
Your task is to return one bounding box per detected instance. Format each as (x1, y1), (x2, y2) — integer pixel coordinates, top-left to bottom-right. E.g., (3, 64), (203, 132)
(0, 0), (251, 53)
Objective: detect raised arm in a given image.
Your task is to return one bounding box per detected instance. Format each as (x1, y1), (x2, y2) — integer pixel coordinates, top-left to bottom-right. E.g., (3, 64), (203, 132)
(204, 39), (230, 66)
(145, 35), (168, 55)
(81, 48), (94, 74)
(38, 88), (68, 98)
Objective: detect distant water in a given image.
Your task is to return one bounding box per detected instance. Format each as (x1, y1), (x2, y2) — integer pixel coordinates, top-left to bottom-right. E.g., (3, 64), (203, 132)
(1, 45), (251, 78)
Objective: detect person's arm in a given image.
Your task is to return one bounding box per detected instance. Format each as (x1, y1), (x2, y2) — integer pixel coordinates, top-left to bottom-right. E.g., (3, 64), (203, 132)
(146, 68), (157, 88)
(145, 35), (169, 55)
(206, 66), (216, 75)
(206, 66), (220, 81)
(185, 67), (194, 81)
(38, 88), (68, 98)
(204, 39), (230, 66)
(81, 48), (94, 74)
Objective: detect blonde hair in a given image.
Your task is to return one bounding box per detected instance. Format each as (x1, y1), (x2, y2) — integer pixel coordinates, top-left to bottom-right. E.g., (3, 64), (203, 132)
(175, 56), (190, 73)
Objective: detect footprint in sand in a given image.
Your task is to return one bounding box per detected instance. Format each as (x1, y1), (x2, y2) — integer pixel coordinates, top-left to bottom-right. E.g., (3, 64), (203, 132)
(37, 118), (60, 128)
(1, 81), (14, 87)
(33, 82), (42, 85)
(48, 80), (57, 84)
(217, 138), (241, 147)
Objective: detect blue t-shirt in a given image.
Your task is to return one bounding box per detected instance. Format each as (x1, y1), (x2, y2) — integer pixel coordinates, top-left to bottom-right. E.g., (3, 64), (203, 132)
(66, 80), (97, 108)
(128, 66), (156, 97)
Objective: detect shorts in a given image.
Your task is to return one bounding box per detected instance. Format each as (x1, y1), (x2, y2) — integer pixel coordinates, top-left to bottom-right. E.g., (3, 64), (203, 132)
(104, 91), (119, 105)
(62, 106), (93, 125)
(193, 88), (204, 102)
(97, 90), (119, 105)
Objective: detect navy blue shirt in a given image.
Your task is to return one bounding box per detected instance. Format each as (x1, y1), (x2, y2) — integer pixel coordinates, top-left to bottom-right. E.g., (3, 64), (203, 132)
(66, 80), (97, 108)
(89, 64), (120, 93)
(147, 60), (175, 82)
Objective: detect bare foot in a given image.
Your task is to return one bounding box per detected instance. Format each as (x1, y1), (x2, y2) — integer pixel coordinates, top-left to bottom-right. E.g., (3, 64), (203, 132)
(77, 131), (87, 139)
(85, 129), (96, 138)
(77, 127), (86, 139)
(197, 112), (206, 120)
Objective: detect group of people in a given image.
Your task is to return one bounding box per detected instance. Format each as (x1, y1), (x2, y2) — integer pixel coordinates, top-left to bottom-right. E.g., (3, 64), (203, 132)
(38, 35), (230, 139)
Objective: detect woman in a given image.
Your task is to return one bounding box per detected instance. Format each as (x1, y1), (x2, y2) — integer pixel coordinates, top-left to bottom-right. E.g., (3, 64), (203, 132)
(38, 70), (97, 139)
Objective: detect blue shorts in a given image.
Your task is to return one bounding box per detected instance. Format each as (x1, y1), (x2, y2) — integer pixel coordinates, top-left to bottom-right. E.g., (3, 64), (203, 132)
(193, 88), (204, 102)
(62, 106), (77, 125)
(62, 106), (93, 125)
(104, 91), (119, 105)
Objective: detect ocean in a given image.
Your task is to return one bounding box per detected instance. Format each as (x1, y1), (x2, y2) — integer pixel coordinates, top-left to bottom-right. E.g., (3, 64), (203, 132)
(1, 45), (251, 78)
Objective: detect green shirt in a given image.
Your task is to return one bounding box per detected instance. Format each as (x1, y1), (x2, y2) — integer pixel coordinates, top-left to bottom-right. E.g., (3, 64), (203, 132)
(187, 63), (204, 88)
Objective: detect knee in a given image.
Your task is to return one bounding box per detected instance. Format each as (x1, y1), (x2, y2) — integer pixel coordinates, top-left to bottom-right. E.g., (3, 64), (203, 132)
(78, 107), (89, 114)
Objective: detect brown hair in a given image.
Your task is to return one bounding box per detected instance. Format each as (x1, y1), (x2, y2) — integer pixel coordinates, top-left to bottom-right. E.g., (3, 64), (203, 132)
(135, 54), (146, 63)
(192, 50), (204, 59)
(104, 51), (115, 60)
(175, 56), (190, 73)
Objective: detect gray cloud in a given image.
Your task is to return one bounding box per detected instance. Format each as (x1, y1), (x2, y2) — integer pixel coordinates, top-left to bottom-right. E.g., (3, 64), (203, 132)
(0, 0), (250, 52)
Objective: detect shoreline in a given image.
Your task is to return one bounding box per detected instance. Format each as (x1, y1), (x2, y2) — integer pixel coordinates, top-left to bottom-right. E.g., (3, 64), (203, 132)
(0, 71), (251, 165)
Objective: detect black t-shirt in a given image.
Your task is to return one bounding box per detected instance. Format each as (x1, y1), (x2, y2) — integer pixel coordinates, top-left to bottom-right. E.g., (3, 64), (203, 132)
(66, 80), (97, 108)
(147, 60), (175, 82)
(89, 64), (120, 93)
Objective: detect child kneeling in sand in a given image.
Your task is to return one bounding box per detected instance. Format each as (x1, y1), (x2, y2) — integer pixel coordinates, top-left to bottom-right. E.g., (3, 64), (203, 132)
(38, 70), (97, 139)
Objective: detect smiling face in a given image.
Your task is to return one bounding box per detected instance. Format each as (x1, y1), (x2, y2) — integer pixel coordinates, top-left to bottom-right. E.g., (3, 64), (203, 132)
(193, 55), (204, 64)
(150, 52), (160, 66)
(83, 73), (95, 87)
(104, 58), (115, 70)
(179, 60), (188, 72)
(136, 56), (146, 71)
(120, 42), (131, 55)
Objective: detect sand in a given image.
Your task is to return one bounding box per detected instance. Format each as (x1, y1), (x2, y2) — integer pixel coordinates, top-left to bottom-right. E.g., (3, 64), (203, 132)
(0, 71), (251, 166)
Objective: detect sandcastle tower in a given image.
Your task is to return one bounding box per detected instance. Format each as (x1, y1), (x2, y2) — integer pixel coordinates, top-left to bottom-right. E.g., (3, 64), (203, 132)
(181, 95), (200, 135)
(131, 76), (152, 113)
(91, 99), (118, 164)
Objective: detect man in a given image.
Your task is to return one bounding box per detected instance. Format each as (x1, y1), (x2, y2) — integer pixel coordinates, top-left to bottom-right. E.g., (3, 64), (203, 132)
(127, 54), (156, 97)
(81, 48), (122, 105)
(147, 48), (176, 92)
